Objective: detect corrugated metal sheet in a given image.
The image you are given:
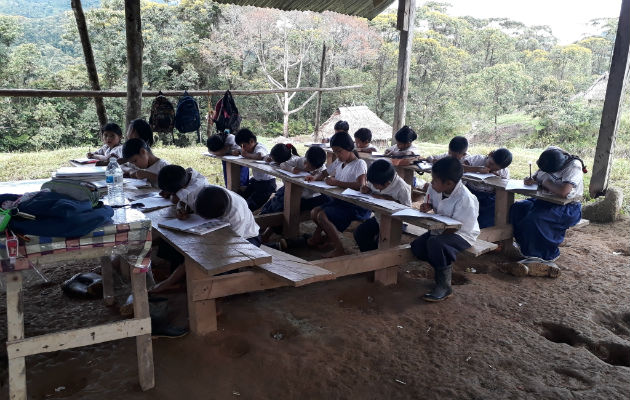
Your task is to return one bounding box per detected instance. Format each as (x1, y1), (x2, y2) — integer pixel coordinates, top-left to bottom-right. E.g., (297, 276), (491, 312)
(212, 0), (396, 20)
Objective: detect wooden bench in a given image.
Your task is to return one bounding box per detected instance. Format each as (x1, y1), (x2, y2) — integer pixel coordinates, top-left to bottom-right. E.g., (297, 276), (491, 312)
(258, 245), (334, 286)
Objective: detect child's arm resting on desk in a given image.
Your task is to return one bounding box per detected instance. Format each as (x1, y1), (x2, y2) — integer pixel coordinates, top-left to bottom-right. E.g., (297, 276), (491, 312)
(241, 149), (264, 160)
(325, 174), (366, 191)
(131, 170), (158, 184)
(305, 170), (328, 182)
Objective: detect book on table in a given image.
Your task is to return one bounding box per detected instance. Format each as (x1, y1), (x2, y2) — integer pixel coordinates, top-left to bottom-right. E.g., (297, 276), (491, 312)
(53, 166), (107, 181)
(392, 208), (461, 227)
(158, 213), (230, 235)
(463, 172), (502, 181)
(504, 179), (538, 191)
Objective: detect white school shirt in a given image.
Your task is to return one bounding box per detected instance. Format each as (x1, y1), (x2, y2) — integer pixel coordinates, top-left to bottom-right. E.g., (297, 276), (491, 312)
(95, 143), (123, 159)
(426, 153), (470, 164)
(368, 174), (412, 207)
(280, 155), (325, 199)
(142, 158), (170, 188)
(533, 160), (584, 200)
(384, 144), (419, 156)
(465, 154), (510, 193)
(250, 143), (274, 181)
(222, 186), (260, 239)
(427, 180), (480, 245)
(176, 168), (209, 212)
(357, 144), (379, 153)
(326, 158), (367, 183)
(224, 133), (240, 152)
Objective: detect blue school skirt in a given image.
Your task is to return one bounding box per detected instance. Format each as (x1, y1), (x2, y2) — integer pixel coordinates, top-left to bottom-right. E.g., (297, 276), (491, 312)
(322, 198), (371, 232)
(469, 188), (496, 229)
(510, 198), (581, 261)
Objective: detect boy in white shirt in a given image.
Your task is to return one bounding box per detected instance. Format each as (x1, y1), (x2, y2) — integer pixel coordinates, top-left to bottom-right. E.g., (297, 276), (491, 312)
(157, 165), (209, 217)
(354, 159), (412, 252)
(463, 148), (512, 228)
(354, 128), (379, 153)
(122, 138), (169, 187)
(87, 122), (124, 165)
(383, 126), (419, 165)
(410, 156), (480, 302)
(207, 132), (250, 188)
(233, 129), (277, 210)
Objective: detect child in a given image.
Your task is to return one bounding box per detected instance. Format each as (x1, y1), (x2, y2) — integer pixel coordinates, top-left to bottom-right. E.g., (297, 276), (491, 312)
(463, 148), (513, 228)
(151, 185), (261, 293)
(353, 159), (412, 252)
(157, 164), (209, 218)
(322, 120), (349, 143)
(122, 138), (169, 187)
(410, 157), (480, 302)
(207, 132), (249, 188)
(384, 126), (418, 156)
(233, 128), (276, 210)
(425, 136), (469, 163)
(354, 128), (379, 153)
(126, 119), (154, 146)
(259, 144), (328, 242)
(306, 131), (370, 258)
(87, 122), (123, 165)
(506, 147), (586, 277)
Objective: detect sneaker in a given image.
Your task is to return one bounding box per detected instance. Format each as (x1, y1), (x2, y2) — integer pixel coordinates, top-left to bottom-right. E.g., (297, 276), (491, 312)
(152, 325), (189, 339)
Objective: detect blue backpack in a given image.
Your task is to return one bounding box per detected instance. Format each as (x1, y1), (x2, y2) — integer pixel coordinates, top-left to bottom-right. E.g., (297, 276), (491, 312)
(174, 90), (201, 133)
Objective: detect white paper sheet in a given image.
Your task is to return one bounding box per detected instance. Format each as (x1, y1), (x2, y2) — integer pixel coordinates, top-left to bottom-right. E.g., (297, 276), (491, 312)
(222, 155), (244, 160)
(131, 195), (172, 209)
(305, 180), (337, 189)
(277, 169), (310, 178)
(340, 189), (407, 210)
(158, 214), (230, 235)
(463, 172), (497, 180)
(56, 166), (107, 177)
(341, 188), (371, 198)
(505, 179), (538, 191)
(124, 178), (151, 188)
(392, 208), (461, 226)
(202, 152), (216, 158)
(416, 161), (432, 170)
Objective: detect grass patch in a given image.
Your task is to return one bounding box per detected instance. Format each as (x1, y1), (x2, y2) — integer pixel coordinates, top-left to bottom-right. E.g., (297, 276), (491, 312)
(496, 111), (540, 129)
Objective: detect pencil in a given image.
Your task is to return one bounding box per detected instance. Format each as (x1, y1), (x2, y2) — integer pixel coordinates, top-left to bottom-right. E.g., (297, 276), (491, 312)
(529, 161), (532, 178)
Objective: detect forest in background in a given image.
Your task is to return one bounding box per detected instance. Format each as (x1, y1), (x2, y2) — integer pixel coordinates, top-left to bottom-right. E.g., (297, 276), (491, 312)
(0, 0), (627, 156)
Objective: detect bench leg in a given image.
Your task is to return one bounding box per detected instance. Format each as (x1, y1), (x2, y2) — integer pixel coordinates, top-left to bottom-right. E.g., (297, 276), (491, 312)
(225, 161), (241, 193)
(396, 167), (415, 186)
(7, 272), (26, 400)
(494, 189), (515, 255)
(374, 215), (402, 286)
(185, 260), (217, 335)
(131, 267), (155, 391)
(283, 181), (303, 239)
(101, 255), (115, 306)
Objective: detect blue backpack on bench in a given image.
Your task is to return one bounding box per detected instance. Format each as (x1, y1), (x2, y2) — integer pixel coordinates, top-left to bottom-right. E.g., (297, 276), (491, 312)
(0, 192), (114, 238)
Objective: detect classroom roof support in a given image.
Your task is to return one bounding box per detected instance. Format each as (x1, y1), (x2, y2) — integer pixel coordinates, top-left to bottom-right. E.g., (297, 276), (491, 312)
(125, 0), (143, 128)
(392, 0), (416, 138)
(590, 0), (630, 198)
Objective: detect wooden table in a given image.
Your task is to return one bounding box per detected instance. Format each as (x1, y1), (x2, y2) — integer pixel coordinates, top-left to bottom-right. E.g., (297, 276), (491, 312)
(1, 206), (154, 400)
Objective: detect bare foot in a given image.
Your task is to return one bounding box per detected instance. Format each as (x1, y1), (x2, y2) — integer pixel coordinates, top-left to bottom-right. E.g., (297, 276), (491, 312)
(323, 248), (346, 258)
(307, 232), (325, 247)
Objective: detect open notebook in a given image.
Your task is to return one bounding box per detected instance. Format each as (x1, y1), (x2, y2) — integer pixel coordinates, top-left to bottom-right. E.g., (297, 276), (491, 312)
(392, 208), (461, 227)
(158, 214), (229, 235)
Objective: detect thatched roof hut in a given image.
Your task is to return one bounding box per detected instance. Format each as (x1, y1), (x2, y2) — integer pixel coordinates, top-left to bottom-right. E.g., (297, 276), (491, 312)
(574, 73), (608, 103)
(316, 106), (393, 145)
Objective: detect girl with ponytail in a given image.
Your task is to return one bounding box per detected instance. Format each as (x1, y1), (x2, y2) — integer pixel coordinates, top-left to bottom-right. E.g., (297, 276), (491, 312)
(507, 146), (587, 276)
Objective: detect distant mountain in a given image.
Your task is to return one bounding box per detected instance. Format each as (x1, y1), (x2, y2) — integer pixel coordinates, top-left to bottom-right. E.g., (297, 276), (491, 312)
(0, 0), (100, 18)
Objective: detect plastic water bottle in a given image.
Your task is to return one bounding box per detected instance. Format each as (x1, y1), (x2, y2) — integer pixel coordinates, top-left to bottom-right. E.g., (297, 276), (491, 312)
(105, 157), (124, 206)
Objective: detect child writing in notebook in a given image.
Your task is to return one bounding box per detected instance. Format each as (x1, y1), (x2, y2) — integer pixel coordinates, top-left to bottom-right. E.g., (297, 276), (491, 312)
(306, 131), (371, 258)
(233, 128), (277, 210)
(151, 184), (260, 293)
(424, 136), (469, 163)
(206, 131), (250, 188)
(411, 157), (480, 302)
(384, 126), (419, 159)
(353, 159), (412, 252)
(157, 164), (209, 218)
(122, 138), (169, 187)
(322, 120), (349, 143)
(505, 146), (586, 278)
(354, 128), (379, 153)
(463, 148), (513, 228)
(87, 122), (123, 165)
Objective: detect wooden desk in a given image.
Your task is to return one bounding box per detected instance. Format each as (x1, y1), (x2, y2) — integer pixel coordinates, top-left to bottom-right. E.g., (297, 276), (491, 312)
(1, 207), (154, 400)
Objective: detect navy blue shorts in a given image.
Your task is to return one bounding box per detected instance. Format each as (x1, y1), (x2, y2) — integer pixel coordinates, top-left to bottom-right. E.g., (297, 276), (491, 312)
(321, 198), (371, 232)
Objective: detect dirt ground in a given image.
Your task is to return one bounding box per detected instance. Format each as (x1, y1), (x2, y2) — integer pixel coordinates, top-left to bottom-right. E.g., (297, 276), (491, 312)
(0, 217), (628, 400)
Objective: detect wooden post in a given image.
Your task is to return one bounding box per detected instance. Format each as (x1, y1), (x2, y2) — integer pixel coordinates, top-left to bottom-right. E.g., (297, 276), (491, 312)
(494, 188), (515, 254)
(374, 215), (402, 285)
(130, 268), (155, 391)
(282, 181), (303, 239)
(225, 161), (242, 193)
(7, 272), (26, 400)
(101, 255), (115, 306)
(391, 0), (416, 138)
(125, 0), (143, 127)
(185, 259), (218, 335)
(313, 43), (327, 142)
(590, 0), (630, 198)
(71, 0), (108, 128)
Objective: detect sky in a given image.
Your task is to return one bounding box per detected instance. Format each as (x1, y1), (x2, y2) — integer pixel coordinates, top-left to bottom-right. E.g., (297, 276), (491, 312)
(392, 0), (622, 44)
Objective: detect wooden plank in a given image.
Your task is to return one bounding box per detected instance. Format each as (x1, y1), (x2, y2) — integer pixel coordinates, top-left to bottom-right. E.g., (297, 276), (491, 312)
(392, 0), (417, 134)
(6, 272), (26, 400)
(258, 246), (334, 287)
(131, 266), (154, 391)
(283, 181), (303, 239)
(255, 212), (284, 229)
(185, 259), (218, 334)
(313, 245), (415, 276)
(591, 0), (630, 197)
(101, 255), (115, 306)
(190, 270), (287, 301)
(374, 267), (398, 286)
(375, 215), (402, 285)
(466, 240), (498, 257)
(225, 161), (242, 193)
(6, 318), (151, 359)
(477, 225), (513, 243)
(494, 188), (515, 255)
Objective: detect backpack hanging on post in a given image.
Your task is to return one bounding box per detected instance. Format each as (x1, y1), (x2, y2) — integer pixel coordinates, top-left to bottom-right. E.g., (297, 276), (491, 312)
(213, 90), (241, 133)
(174, 90), (201, 139)
(149, 91), (175, 142)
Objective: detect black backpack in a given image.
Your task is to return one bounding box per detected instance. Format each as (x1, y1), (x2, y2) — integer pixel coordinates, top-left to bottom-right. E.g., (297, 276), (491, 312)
(174, 90), (201, 133)
(149, 91), (175, 134)
(213, 90), (241, 133)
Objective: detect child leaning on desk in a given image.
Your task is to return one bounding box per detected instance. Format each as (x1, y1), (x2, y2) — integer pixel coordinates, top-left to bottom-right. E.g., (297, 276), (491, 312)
(207, 131), (250, 188)
(233, 128), (277, 211)
(505, 146), (587, 278)
(87, 122), (123, 165)
(157, 164), (209, 218)
(122, 138), (169, 187)
(306, 131), (371, 258)
(463, 148), (513, 229)
(151, 184), (261, 294)
(353, 159), (411, 252)
(410, 156), (480, 302)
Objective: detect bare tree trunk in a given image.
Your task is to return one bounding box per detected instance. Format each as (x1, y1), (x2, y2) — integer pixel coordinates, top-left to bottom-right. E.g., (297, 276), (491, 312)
(314, 43), (326, 141)
(125, 0), (143, 128)
(71, 0), (107, 128)
(392, 0), (416, 137)
(283, 112), (290, 137)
